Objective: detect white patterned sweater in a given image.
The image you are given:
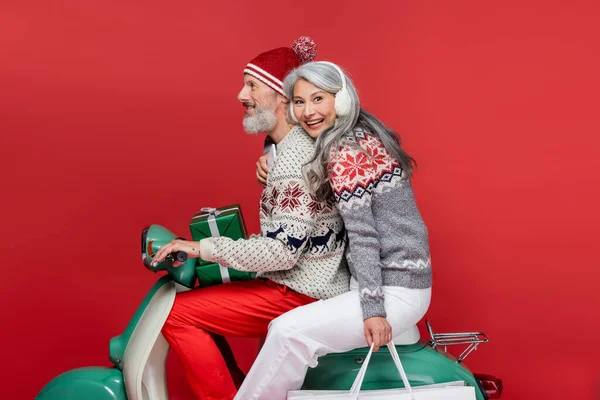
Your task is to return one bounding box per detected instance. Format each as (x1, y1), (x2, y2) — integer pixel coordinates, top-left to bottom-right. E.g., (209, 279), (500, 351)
(207, 126), (350, 300)
(329, 130), (432, 319)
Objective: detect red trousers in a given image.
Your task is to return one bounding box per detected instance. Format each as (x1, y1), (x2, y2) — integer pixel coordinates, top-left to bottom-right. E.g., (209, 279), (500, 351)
(161, 278), (316, 400)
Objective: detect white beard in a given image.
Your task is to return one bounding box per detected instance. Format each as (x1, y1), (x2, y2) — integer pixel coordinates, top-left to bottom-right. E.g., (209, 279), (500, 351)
(243, 105), (278, 134)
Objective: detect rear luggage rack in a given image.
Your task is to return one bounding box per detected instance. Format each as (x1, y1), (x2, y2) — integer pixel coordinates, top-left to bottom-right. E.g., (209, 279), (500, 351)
(426, 320), (489, 363)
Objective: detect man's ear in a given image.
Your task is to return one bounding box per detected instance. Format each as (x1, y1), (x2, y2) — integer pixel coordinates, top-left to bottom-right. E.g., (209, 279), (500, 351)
(278, 93), (289, 105)
(276, 94), (290, 113)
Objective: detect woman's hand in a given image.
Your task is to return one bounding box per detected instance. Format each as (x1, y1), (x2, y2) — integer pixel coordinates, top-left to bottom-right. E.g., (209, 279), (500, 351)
(151, 239), (201, 267)
(256, 152), (270, 187)
(363, 317), (392, 352)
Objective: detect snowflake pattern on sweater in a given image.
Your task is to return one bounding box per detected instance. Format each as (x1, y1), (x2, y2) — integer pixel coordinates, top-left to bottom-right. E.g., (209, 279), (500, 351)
(212, 126), (350, 300)
(329, 130), (432, 319)
(330, 132), (404, 208)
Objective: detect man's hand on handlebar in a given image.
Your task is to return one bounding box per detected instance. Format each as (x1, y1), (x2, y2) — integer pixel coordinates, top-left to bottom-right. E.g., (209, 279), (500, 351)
(151, 239), (200, 267)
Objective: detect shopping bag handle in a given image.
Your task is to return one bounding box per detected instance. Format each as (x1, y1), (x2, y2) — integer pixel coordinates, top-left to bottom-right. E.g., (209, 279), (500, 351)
(349, 341), (416, 400)
(349, 343), (374, 394)
(387, 341), (415, 398)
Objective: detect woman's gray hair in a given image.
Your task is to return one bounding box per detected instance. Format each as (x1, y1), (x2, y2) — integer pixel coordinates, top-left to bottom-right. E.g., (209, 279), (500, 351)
(283, 61), (415, 200)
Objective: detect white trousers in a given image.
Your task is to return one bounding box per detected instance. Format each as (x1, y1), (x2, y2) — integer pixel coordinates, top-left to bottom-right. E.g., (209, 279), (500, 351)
(234, 279), (431, 400)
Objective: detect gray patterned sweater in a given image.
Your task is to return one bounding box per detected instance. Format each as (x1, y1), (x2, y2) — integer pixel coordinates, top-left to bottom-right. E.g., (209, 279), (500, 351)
(329, 130), (432, 319)
(203, 126), (350, 300)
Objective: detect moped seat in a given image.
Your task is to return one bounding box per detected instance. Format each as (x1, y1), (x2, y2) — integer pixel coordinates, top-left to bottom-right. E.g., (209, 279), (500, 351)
(256, 324), (421, 354)
(391, 324), (420, 345)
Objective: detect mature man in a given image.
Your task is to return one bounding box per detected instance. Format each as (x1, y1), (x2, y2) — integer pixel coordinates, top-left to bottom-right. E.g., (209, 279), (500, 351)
(152, 37), (350, 400)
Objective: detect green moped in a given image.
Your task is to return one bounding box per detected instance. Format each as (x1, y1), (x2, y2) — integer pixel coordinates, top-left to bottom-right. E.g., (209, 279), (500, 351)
(36, 209), (502, 400)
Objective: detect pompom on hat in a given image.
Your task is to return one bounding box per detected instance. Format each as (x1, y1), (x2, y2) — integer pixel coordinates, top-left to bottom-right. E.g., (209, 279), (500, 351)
(243, 36), (317, 97)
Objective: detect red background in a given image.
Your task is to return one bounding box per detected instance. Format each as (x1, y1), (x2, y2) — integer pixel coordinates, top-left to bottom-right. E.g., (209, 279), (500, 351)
(1, 1), (599, 399)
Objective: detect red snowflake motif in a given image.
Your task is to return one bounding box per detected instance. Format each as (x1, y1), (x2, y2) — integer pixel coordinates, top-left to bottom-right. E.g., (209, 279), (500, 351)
(280, 183), (304, 212)
(338, 152), (372, 182)
(366, 142), (389, 169)
(307, 194), (322, 217)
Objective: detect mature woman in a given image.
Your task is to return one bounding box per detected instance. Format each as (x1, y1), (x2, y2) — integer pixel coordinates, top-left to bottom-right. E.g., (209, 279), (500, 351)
(234, 61), (433, 400)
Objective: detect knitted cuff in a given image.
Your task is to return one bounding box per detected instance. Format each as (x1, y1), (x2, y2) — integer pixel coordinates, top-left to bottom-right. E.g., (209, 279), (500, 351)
(199, 238), (216, 262)
(360, 296), (387, 320)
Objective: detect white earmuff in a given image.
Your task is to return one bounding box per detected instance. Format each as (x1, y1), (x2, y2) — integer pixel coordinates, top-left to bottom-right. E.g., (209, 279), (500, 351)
(321, 61), (352, 117)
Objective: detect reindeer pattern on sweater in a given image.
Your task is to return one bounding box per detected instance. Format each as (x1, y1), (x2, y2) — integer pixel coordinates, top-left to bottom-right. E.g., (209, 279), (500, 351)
(211, 126), (350, 300)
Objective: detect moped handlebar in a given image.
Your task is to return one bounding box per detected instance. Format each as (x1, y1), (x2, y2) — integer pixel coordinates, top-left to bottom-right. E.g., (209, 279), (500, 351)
(142, 225), (198, 288)
(165, 251), (188, 263)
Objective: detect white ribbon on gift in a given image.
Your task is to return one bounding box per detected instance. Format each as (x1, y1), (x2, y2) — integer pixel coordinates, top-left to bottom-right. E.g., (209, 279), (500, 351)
(200, 207), (230, 283)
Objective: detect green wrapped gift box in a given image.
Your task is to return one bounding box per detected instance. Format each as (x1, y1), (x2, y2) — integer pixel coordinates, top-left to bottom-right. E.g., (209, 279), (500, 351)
(195, 263), (256, 287)
(190, 204), (248, 266)
(189, 204), (255, 286)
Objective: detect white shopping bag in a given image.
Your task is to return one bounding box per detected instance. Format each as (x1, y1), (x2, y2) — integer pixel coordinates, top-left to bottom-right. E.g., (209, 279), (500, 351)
(287, 341), (476, 400)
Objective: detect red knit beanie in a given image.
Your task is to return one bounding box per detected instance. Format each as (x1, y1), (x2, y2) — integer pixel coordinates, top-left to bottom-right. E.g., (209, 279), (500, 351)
(243, 36), (317, 97)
